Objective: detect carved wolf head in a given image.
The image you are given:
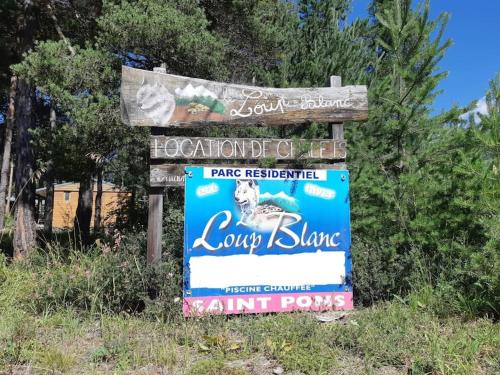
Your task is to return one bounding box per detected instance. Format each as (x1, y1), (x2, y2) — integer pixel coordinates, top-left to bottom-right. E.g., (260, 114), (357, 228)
(136, 80), (175, 126)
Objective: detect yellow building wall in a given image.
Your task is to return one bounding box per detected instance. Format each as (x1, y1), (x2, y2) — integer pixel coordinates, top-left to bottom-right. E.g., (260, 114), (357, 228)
(52, 190), (130, 229)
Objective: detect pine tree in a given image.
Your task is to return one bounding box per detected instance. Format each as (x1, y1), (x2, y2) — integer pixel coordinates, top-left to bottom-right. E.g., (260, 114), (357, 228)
(10, 0), (39, 257)
(0, 76), (17, 230)
(348, 0), (452, 301)
(12, 0), (289, 244)
(291, 0), (372, 86)
(0, 0), (103, 250)
(97, 0), (228, 79)
(13, 41), (122, 245)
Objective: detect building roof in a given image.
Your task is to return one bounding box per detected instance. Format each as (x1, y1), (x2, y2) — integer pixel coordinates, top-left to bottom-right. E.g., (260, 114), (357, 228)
(36, 182), (128, 198)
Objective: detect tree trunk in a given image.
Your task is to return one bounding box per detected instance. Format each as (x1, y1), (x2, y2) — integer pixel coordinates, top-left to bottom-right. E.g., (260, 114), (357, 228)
(43, 175), (54, 234)
(43, 107), (56, 235)
(6, 160), (14, 214)
(46, 2), (76, 57)
(74, 174), (93, 246)
(93, 168), (103, 233)
(13, 78), (37, 258)
(0, 76), (18, 230)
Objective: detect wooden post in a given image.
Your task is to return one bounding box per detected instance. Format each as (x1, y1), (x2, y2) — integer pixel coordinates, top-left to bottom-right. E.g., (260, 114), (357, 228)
(147, 186), (163, 265)
(330, 76), (344, 142)
(147, 65), (166, 265)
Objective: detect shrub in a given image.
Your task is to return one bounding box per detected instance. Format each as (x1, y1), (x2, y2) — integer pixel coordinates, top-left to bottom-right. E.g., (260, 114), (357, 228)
(0, 232), (182, 319)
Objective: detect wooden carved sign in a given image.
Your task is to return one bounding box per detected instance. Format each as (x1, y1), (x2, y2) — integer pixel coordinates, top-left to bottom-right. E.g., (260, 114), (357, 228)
(149, 163), (348, 187)
(121, 66), (368, 127)
(150, 136), (347, 160)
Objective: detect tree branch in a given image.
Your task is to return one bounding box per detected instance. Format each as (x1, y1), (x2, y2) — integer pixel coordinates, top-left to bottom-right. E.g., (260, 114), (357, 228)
(46, 1), (76, 56)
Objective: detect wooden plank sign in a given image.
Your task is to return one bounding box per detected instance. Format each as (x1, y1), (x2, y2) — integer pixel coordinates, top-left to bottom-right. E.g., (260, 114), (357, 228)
(150, 163), (348, 187)
(151, 136), (346, 160)
(150, 164), (186, 187)
(121, 66), (368, 127)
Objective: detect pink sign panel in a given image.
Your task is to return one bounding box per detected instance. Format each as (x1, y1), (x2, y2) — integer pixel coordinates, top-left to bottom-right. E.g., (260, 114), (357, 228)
(184, 292), (353, 316)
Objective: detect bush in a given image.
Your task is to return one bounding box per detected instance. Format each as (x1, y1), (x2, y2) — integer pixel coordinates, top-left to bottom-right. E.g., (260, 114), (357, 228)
(0, 232), (182, 319)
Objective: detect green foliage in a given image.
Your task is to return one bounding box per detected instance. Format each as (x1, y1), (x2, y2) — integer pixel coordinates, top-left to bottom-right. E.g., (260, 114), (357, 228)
(35, 347), (77, 374)
(328, 294), (500, 374)
(235, 292), (499, 374)
(256, 314), (338, 374)
(350, 70), (499, 314)
(13, 41), (119, 103)
(343, 0), (499, 316)
(1, 249), (499, 374)
(291, 0), (373, 86)
(201, 0), (296, 84)
(0, 234), (182, 317)
(97, 0), (228, 79)
(162, 204), (184, 260)
(253, 0), (373, 89)
(0, 309), (38, 367)
(13, 40), (124, 178)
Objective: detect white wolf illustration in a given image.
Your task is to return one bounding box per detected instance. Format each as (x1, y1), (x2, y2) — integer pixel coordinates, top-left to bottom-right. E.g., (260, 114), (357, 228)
(234, 180), (259, 225)
(136, 81), (176, 126)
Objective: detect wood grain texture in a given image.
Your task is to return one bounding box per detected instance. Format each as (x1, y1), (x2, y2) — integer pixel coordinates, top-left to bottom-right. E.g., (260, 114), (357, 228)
(150, 136), (347, 160)
(150, 163), (348, 187)
(147, 187), (163, 265)
(330, 75), (344, 141)
(150, 164), (187, 187)
(121, 66), (368, 127)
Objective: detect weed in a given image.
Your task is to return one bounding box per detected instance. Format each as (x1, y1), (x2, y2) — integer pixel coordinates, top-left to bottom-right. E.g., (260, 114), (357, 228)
(0, 309), (38, 366)
(35, 347), (76, 374)
(240, 314), (338, 374)
(1, 248), (498, 375)
(188, 358), (248, 375)
(152, 342), (178, 371)
(90, 346), (113, 363)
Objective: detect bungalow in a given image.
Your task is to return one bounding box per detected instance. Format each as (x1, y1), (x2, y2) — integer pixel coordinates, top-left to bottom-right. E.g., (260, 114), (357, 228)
(36, 182), (130, 229)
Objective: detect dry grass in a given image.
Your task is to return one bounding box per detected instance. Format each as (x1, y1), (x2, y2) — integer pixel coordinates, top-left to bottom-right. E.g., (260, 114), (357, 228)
(0, 252), (498, 374)
(0, 302), (498, 375)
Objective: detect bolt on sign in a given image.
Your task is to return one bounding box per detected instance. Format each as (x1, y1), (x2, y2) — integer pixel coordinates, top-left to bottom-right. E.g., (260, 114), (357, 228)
(121, 66), (368, 127)
(183, 166), (352, 316)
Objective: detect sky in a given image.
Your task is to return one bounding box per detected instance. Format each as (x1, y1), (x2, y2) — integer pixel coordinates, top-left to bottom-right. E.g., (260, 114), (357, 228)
(350, 0), (500, 115)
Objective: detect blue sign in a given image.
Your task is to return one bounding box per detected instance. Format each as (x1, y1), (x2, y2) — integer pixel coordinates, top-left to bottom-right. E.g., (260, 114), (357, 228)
(183, 166), (352, 315)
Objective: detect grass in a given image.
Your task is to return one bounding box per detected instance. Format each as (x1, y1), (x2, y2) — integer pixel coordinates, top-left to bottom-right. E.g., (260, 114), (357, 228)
(0, 250), (498, 374)
(0, 300), (498, 374)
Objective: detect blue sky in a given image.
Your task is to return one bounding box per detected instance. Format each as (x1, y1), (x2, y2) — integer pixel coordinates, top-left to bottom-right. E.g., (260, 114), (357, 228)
(350, 0), (500, 114)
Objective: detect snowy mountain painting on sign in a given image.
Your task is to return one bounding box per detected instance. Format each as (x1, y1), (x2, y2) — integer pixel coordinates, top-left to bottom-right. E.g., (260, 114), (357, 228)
(135, 81), (226, 126)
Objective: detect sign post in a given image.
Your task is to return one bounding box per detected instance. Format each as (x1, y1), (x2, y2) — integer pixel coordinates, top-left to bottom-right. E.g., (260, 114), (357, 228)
(330, 76), (344, 141)
(146, 66), (167, 265)
(120, 65), (368, 314)
(147, 186), (163, 265)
